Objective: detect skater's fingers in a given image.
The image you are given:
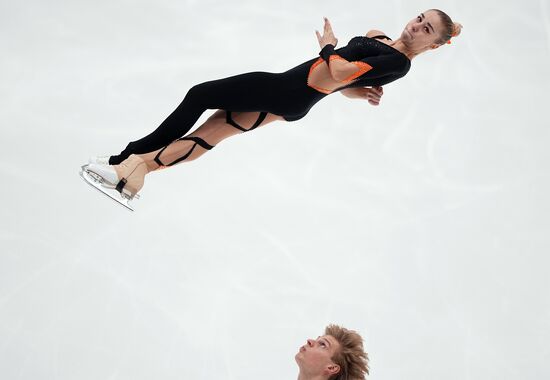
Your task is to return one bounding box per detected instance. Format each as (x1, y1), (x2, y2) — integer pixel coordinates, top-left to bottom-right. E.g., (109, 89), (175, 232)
(324, 18), (331, 32)
(324, 18), (335, 34)
(368, 98), (380, 106)
(368, 86), (380, 95)
(365, 92), (381, 102)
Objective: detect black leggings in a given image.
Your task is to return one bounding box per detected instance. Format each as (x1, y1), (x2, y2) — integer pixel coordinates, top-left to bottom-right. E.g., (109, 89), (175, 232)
(109, 68), (325, 165)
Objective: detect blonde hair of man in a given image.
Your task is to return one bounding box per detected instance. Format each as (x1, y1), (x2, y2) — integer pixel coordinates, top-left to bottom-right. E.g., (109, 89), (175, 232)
(325, 324), (369, 380)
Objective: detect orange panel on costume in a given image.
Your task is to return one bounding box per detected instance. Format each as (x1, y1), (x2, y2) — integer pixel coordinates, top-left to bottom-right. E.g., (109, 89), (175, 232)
(342, 61), (373, 82)
(307, 55), (374, 94)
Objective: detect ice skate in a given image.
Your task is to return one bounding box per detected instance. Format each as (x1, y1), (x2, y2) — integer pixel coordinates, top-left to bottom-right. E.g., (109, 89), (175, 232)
(88, 155), (110, 165)
(79, 154), (148, 211)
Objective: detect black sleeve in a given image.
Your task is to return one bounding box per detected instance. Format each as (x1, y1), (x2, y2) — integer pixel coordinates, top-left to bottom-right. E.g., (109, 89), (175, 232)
(354, 53), (409, 80)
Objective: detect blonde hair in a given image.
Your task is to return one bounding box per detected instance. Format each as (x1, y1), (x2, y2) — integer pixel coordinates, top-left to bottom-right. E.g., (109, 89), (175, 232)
(325, 324), (369, 380)
(430, 9), (463, 45)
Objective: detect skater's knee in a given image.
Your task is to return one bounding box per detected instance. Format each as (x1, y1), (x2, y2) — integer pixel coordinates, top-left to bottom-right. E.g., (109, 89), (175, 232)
(185, 83), (209, 103)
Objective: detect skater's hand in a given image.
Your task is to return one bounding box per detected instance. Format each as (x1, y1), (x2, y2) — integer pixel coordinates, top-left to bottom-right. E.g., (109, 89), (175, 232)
(365, 86), (383, 106)
(316, 17), (338, 48)
(341, 86), (384, 106)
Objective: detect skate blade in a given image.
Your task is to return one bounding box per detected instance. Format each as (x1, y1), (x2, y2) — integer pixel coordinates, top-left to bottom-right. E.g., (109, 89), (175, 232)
(79, 164), (138, 211)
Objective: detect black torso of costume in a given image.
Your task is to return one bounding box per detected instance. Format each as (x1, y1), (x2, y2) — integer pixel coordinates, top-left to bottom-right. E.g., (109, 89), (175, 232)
(291, 35), (410, 88)
(324, 35), (411, 89)
(276, 35), (411, 120)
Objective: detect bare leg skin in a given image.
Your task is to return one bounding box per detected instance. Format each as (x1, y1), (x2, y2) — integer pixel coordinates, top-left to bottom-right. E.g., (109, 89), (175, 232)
(111, 110), (285, 193)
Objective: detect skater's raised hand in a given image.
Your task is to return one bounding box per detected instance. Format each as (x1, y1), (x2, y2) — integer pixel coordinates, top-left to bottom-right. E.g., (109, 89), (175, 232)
(316, 17), (338, 48)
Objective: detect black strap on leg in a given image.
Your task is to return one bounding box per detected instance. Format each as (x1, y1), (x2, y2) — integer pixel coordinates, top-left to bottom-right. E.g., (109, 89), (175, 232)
(154, 136), (214, 167)
(182, 136), (214, 150)
(116, 178), (127, 193)
(226, 111), (267, 132)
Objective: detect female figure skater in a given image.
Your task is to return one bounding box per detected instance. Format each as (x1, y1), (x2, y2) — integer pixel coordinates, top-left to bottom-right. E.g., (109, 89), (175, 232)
(295, 324), (369, 380)
(81, 9), (462, 209)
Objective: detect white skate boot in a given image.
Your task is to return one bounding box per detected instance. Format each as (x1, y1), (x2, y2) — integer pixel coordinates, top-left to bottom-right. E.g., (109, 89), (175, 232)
(79, 155), (148, 211)
(88, 156), (110, 165)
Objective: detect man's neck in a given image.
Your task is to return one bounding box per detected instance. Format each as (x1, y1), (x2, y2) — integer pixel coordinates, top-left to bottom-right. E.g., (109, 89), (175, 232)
(297, 373), (328, 380)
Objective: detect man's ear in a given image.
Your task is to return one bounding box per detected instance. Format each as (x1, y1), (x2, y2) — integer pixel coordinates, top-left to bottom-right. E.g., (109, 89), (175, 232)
(326, 364), (340, 376)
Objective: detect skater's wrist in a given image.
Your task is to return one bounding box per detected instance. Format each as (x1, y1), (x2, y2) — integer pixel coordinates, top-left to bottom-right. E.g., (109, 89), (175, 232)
(319, 44), (336, 62)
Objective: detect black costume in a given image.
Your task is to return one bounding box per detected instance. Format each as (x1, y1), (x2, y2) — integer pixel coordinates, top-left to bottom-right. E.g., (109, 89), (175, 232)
(109, 35), (411, 166)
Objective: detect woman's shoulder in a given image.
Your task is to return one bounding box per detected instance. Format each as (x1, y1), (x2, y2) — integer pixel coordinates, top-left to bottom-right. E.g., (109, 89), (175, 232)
(365, 30), (386, 38)
(365, 30), (392, 40)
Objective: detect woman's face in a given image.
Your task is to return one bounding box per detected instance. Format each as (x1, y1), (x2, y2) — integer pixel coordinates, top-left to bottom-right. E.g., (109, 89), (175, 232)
(400, 10), (445, 51)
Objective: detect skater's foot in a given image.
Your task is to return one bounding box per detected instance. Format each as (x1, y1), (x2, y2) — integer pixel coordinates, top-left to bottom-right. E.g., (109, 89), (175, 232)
(87, 154), (149, 198)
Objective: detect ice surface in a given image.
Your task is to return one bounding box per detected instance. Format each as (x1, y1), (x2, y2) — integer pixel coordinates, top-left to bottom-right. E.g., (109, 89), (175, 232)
(0, 0), (549, 379)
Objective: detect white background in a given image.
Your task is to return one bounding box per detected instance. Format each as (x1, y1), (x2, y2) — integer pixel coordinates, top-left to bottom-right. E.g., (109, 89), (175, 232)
(1, 0), (549, 379)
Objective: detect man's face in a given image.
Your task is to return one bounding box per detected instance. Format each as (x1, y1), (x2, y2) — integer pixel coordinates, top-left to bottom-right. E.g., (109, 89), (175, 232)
(295, 335), (341, 377)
